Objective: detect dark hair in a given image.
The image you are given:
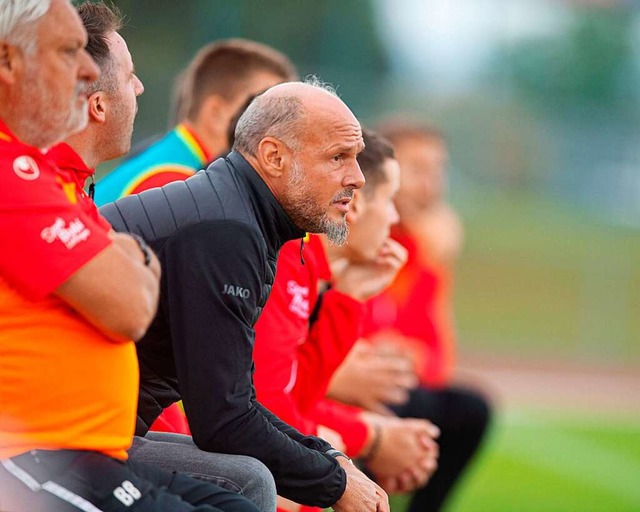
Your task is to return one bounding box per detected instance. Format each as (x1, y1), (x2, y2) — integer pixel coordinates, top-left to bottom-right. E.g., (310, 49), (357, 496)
(76, 2), (124, 91)
(375, 117), (445, 146)
(226, 93), (256, 153)
(177, 39), (298, 122)
(358, 128), (396, 195)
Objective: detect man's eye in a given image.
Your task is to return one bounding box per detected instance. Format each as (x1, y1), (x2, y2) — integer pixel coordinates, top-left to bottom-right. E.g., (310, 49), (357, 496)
(332, 154), (343, 162)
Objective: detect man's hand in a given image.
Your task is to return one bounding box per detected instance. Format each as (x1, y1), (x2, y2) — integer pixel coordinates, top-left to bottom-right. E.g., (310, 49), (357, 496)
(362, 415), (440, 494)
(333, 457), (390, 512)
(328, 341), (418, 415)
(332, 239), (407, 302)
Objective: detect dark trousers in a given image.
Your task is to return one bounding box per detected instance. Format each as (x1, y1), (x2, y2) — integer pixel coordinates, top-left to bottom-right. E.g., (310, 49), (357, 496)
(0, 449), (260, 512)
(391, 386), (492, 512)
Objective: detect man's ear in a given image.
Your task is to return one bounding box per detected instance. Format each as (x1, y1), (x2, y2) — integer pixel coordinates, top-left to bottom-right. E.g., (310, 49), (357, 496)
(0, 42), (21, 84)
(88, 91), (106, 123)
(346, 189), (365, 223)
(255, 137), (289, 179)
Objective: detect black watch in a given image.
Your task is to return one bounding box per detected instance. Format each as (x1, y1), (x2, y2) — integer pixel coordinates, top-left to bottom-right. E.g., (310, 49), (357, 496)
(325, 449), (352, 464)
(130, 233), (152, 267)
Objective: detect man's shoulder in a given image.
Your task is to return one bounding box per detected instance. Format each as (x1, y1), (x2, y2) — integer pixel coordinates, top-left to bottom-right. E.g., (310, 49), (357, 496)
(101, 169), (259, 244)
(0, 139), (61, 199)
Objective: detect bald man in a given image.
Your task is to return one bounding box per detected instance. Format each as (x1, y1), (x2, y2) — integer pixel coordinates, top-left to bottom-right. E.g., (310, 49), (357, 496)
(100, 80), (389, 512)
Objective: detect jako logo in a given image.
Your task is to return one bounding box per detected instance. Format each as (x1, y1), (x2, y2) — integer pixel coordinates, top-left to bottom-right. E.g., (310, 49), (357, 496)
(222, 284), (250, 299)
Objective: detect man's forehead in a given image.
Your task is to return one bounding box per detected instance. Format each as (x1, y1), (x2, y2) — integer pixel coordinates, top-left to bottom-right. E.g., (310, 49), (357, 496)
(107, 31), (134, 70)
(39, 0), (88, 48)
(321, 120), (363, 151)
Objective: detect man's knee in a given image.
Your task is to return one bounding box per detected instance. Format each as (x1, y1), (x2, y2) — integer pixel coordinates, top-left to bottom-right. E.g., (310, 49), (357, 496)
(219, 456), (276, 512)
(238, 457), (276, 495)
(446, 387), (493, 434)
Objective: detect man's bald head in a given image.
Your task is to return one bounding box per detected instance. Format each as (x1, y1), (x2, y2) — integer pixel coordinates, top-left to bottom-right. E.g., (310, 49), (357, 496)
(233, 79), (347, 157)
(232, 77), (364, 245)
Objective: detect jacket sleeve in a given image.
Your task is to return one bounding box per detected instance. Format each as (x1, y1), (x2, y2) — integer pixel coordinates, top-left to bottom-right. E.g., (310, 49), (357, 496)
(293, 289), (366, 415)
(162, 220), (345, 507)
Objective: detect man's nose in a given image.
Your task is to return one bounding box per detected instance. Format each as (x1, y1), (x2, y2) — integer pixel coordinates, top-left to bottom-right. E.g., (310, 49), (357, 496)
(389, 202), (400, 225)
(344, 160), (365, 190)
(135, 76), (145, 97)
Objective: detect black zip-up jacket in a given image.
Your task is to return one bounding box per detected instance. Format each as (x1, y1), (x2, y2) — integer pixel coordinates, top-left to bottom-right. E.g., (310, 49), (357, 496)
(99, 151), (346, 507)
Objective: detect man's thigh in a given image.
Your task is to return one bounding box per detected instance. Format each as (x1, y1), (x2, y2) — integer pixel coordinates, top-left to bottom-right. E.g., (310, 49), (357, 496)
(127, 459), (259, 512)
(129, 433), (276, 511)
(0, 449), (217, 512)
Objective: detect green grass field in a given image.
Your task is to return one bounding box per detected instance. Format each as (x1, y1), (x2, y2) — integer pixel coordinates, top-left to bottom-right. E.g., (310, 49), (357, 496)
(452, 190), (640, 365)
(390, 410), (640, 512)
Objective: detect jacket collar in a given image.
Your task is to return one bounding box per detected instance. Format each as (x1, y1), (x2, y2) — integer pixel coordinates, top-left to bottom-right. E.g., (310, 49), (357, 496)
(226, 150), (306, 252)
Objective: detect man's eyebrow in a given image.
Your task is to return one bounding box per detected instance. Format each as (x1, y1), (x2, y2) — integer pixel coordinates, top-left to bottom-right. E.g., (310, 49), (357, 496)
(326, 142), (363, 153)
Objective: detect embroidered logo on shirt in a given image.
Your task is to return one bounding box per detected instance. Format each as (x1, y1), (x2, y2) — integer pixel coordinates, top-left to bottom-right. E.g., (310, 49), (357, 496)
(41, 217), (91, 249)
(287, 280), (309, 319)
(222, 284), (250, 299)
(13, 156), (40, 181)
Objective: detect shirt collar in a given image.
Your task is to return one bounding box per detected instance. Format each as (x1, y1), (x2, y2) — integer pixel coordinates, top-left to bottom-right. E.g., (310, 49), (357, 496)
(175, 122), (214, 166)
(46, 143), (95, 188)
(226, 150), (306, 251)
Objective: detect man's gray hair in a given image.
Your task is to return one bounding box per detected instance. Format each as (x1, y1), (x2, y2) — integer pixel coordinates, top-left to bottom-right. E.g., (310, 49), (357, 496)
(0, 0), (51, 55)
(233, 77), (337, 156)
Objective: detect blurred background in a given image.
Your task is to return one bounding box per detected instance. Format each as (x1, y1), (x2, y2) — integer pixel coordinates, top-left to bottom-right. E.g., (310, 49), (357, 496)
(101, 1), (640, 510)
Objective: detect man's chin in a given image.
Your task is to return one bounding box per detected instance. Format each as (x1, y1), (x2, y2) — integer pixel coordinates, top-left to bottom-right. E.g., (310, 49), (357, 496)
(323, 218), (348, 246)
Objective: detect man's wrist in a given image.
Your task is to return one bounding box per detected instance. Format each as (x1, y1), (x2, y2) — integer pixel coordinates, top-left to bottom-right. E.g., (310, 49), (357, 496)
(362, 423), (383, 462)
(326, 448), (353, 464)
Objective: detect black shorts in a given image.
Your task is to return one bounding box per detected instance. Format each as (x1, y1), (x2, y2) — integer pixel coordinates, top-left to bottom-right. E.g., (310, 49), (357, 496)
(0, 449), (260, 512)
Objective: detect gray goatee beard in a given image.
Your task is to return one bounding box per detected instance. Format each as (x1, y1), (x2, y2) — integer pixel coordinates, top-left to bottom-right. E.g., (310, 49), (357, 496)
(286, 159), (350, 245)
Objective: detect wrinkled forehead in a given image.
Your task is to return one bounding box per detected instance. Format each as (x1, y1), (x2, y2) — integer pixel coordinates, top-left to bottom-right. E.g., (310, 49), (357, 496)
(305, 101), (363, 149)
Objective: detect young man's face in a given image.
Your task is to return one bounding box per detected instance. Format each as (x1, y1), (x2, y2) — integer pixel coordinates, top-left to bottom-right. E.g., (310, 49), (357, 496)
(99, 31), (144, 160)
(10, 0), (99, 147)
(394, 135), (448, 213)
(345, 157), (401, 262)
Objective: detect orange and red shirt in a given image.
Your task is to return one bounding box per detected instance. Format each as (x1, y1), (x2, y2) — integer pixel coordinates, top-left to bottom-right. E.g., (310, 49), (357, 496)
(0, 120), (138, 460)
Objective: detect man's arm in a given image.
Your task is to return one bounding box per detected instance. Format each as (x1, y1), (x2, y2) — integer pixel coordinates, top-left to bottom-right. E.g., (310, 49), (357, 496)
(0, 164), (160, 342)
(56, 231), (161, 342)
(253, 240), (326, 433)
(294, 239), (408, 413)
(161, 220), (345, 507)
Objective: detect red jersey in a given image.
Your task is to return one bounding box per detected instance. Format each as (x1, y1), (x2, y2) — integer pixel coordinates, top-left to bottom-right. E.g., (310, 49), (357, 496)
(253, 235), (369, 457)
(0, 120), (138, 460)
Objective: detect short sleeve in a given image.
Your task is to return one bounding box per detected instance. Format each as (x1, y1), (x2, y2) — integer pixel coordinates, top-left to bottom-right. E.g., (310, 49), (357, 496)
(0, 153), (112, 300)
